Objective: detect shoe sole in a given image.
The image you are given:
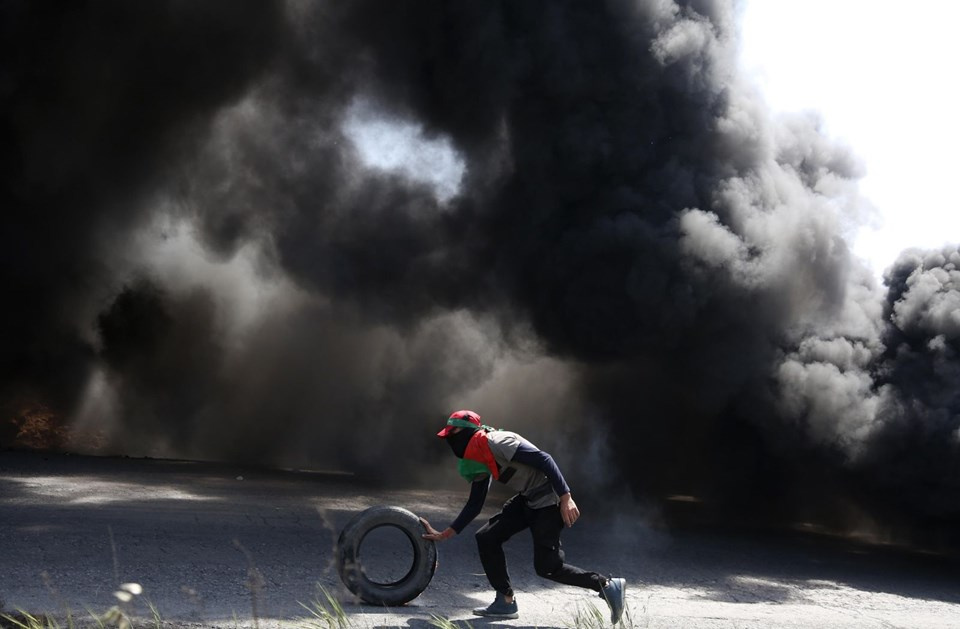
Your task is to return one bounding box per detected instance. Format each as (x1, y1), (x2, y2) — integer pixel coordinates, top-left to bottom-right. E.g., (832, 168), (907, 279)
(472, 611), (519, 619)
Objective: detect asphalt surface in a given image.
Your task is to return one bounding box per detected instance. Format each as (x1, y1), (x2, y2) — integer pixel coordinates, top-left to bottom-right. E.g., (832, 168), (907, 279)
(2, 451), (960, 628)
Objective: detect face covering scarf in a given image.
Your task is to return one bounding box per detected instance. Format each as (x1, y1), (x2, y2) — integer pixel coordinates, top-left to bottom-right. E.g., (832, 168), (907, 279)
(446, 428), (476, 458)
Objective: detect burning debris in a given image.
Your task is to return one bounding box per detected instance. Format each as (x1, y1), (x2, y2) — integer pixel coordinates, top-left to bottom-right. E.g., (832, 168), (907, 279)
(1, 0), (958, 541)
(2, 398), (65, 451)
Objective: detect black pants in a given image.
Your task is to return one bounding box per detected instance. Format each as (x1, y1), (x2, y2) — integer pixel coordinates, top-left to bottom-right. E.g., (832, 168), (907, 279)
(474, 494), (605, 597)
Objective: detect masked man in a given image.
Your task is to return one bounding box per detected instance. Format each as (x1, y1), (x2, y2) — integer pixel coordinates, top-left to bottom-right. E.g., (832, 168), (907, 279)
(421, 410), (626, 623)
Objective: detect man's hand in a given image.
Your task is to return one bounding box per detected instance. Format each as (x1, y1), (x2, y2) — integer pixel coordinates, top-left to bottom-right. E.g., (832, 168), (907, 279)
(559, 493), (580, 527)
(419, 517), (456, 541)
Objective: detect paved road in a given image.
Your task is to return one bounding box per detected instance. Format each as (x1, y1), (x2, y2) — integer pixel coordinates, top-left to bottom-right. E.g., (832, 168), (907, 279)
(2, 451), (959, 628)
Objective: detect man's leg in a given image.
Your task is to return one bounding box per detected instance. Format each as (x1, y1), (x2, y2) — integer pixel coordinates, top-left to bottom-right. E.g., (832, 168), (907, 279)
(474, 496), (529, 597)
(528, 504), (606, 591)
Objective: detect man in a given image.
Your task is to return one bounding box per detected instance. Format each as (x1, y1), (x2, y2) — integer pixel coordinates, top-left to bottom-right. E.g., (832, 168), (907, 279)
(420, 409), (626, 623)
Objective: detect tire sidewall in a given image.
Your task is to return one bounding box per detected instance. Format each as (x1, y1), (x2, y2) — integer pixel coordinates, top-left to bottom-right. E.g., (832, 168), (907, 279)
(337, 505), (438, 606)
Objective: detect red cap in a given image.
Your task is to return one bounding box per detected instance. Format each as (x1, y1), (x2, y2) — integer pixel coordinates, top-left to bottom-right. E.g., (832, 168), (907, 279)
(436, 409), (482, 437)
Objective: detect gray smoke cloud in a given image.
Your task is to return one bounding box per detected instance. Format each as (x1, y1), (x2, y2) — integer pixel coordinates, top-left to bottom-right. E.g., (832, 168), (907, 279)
(2, 0), (959, 539)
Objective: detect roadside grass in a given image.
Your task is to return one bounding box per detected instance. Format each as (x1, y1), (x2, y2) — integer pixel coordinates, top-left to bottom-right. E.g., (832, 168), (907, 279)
(0, 610), (64, 629)
(565, 600), (638, 629)
(567, 602), (607, 629)
(1, 583), (159, 629)
(426, 614), (472, 629)
(296, 587), (349, 629)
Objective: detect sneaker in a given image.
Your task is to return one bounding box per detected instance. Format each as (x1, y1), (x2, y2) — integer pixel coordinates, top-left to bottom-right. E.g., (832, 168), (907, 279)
(599, 577), (626, 624)
(472, 592), (519, 619)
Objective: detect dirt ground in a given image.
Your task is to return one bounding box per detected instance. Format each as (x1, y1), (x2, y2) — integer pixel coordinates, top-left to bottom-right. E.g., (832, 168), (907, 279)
(2, 451), (959, 628)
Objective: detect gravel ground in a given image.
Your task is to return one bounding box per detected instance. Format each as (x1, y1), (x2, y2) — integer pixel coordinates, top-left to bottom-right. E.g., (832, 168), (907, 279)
(2, 451), (959, 628)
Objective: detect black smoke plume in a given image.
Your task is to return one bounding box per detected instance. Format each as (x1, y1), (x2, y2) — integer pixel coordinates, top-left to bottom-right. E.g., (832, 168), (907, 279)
(3, 0), (959, 540)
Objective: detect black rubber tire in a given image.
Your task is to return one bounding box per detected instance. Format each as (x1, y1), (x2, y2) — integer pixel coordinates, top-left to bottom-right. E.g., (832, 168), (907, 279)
(336, 505), (438, 606)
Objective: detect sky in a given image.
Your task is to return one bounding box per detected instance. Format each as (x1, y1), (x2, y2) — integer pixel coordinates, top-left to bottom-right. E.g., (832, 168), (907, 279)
(739, 0), (960, 279)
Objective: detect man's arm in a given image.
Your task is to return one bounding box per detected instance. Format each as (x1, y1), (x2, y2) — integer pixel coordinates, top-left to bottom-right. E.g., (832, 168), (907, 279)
(421, 476), (490, 541)
(510, 441), (571, 497)
(510, 441), (580, 527)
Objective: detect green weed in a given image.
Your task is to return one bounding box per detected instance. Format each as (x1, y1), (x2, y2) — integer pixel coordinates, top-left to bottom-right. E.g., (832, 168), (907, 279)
(1, 610), (58, 629)
(427, 614), (473, 629)
(297, 586), (350, 629)
(566, 601), (606, 629)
